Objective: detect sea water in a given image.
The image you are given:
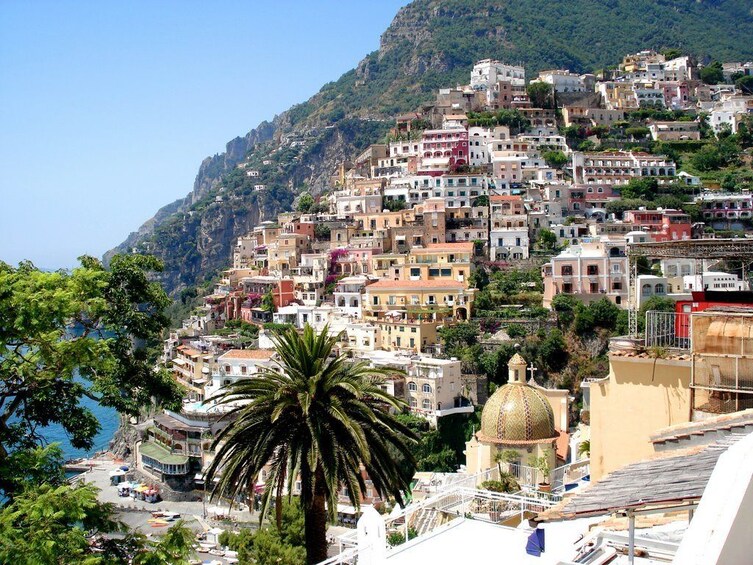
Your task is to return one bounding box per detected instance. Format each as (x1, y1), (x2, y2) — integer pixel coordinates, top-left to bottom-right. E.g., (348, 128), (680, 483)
(41, 387), (119, 460)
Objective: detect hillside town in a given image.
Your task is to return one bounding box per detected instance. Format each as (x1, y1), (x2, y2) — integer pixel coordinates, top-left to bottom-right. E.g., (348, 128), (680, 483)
(129, 51), (753, 563)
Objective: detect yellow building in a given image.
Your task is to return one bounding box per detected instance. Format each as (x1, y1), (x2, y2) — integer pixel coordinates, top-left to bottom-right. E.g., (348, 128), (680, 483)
(268, 233), (311, 272)
(587, 346), (692, 481)
(371, 253), (408, 279)
(171, 345), (215, 401)
(373, 319), (439, 352)
(364, 279), (475, 322)
(355, 208), (417, 232)
(406, 242), (473, 285)
(465, 354), (566, 484)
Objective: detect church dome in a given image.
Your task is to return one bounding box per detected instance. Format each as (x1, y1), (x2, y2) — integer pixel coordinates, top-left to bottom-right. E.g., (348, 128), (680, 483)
(478, 355), (557, 444)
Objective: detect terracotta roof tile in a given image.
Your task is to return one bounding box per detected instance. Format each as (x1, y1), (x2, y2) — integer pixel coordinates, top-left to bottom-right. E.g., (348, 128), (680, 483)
(219, 349), (276, 360)
(367, 279), (466, 290)
(422, 242), (474, 252)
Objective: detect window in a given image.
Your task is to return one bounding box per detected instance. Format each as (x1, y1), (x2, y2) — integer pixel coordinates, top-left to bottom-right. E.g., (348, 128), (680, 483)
(587, 265), (599, 276)
(441, 268), (452, 277)
(410, 268), (420, 277)
(561, 265), (573, 276)
(422, 384), (432, 393)
(240, 365), (247, 375)
(429, 268), (440, 277)
(410, 398), (417, 408)
(373, 296), (379, 305)
(422, 399), (432, 410)
(408, 381), (417, 392)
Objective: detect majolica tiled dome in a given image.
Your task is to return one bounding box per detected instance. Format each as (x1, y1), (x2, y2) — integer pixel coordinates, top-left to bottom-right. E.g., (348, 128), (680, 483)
(478, 354), (557, 444)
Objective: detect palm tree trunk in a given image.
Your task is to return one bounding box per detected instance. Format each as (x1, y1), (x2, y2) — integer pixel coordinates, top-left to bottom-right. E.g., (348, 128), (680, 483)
(305, 467), (329, 565)
(275, 471), (284, 531)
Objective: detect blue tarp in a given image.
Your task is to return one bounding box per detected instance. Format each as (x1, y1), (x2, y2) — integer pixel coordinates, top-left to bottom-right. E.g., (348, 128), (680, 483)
(525, 528), (545, 557)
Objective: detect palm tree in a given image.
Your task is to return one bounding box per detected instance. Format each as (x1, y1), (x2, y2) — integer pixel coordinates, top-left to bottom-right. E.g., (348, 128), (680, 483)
(205, 325), (417, 564)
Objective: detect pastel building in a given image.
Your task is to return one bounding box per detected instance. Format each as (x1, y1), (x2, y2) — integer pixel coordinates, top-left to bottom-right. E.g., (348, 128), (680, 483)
(490, 195), (529, 261)
(541, 238), (629, 308)
(406, 242), (473, 284)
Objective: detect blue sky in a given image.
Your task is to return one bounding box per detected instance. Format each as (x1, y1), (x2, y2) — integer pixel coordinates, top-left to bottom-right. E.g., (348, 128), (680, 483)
(0, 1), (409, 268)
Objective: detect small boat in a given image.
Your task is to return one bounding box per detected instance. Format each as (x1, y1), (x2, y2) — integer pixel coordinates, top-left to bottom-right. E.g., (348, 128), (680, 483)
(150, 520), (170, 528)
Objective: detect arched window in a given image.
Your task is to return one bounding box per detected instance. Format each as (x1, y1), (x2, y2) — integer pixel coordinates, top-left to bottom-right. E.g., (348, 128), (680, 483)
(410, 398), (417, 408)
(408, 381), (417, 392)
(240, 365), (247, 375)
(642, 284), (652, 296)
(422, 399), (432, 410)
(422, 383), (432, 393)
(654, 284), (665, 294)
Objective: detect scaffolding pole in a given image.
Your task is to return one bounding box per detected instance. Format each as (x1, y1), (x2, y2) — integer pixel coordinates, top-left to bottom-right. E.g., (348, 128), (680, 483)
(627, 239), (753, 337)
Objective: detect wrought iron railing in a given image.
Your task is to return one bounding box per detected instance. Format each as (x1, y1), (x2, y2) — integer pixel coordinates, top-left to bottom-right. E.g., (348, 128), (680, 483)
(644, 310), (690, 351)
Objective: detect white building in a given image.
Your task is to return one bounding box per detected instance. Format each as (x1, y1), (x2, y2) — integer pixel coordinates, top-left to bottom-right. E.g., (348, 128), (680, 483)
(489, 195), (529, 261)
(709, 96), (753, 134)
(365, 352), (472, 426)
(334, 276), (370, 319)
(204, 349), (276, 400)
(331, 185), (383, 217)
(343, 322), (380, 353)
(536, 70), (586, 93)
(470, 59), (526, 90)
(683, 272), (749, 292)
(696, 192), (753, 220)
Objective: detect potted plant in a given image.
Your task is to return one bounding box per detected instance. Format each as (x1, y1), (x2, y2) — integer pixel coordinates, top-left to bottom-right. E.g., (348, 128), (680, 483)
(494, 449), (520, 477)
(530, 449), (552, 492)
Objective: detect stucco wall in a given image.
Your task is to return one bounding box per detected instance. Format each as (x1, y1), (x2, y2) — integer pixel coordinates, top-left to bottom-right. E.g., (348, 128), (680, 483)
(589, 355), (691, 480)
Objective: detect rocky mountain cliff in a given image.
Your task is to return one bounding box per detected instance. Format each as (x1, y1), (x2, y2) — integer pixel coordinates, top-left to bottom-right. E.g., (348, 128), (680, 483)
(107, 0), (753, 296)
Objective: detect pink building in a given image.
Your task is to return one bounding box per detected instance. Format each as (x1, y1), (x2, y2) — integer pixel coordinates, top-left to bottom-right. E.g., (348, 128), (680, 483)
(542, 239), (629, 308)
(661, 82), (691, 110)
(623, 209), (691, 242)
(418, 129), (469, 176)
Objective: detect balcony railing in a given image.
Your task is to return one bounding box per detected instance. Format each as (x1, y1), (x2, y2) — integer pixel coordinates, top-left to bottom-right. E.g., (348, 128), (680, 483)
(644, 310), (690, 350)
(321, 480), (561, 564)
